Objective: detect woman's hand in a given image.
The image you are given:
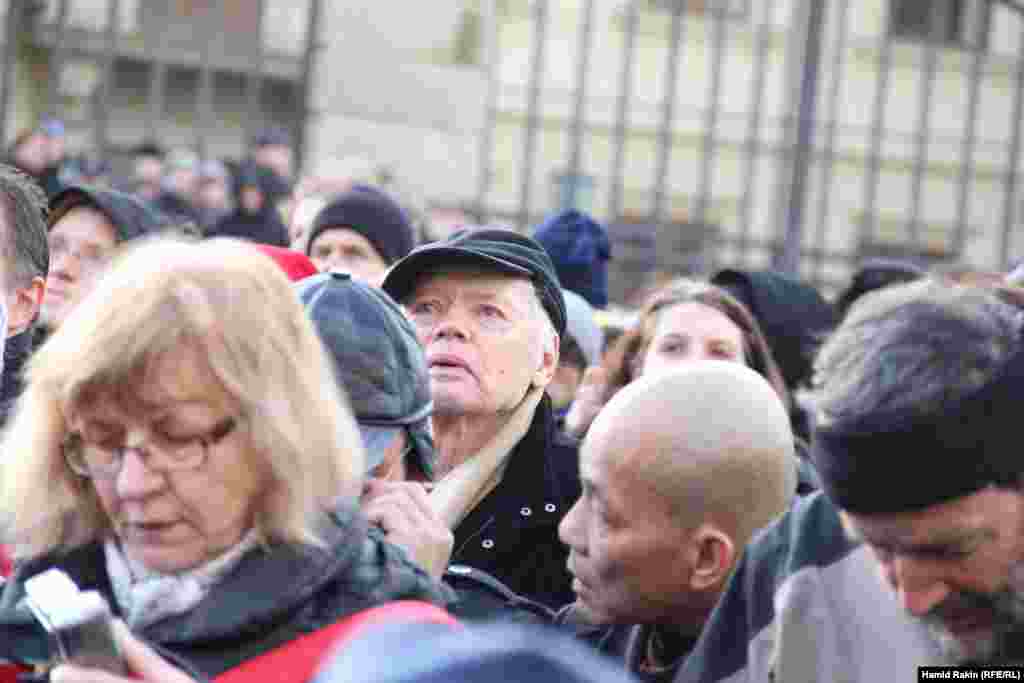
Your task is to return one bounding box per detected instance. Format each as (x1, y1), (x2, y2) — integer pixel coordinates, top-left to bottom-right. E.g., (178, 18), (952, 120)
(50, 620), (196, 683)
(563, 366), (610, 439)
(362, 478), (454, 580)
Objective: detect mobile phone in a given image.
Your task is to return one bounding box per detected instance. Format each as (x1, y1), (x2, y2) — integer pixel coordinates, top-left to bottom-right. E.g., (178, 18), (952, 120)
(23, 569), (126, 674)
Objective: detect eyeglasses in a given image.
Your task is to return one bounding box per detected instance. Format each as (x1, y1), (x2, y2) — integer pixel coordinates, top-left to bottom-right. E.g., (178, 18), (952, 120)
(63, 417), (238, 479)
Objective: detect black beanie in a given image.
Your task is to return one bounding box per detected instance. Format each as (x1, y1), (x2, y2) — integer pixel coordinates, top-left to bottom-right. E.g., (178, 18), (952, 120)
(711, 269), (837, 391)
(306, 185), (414, 266)
(811, 337), (1024, 515)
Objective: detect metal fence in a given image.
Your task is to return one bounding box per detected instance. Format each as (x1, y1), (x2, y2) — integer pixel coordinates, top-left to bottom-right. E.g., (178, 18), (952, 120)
(471, 0), (1024, 300)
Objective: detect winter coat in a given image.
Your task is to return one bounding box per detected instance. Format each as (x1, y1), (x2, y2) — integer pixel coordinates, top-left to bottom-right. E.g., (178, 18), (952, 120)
(210, 208), (289, 247)
(556, 604), (696, 683)
(0, 505), (451, 679)
(0, 328), (34, 429)
(450, 397), (581, 610)
(675, 492), (942, 683)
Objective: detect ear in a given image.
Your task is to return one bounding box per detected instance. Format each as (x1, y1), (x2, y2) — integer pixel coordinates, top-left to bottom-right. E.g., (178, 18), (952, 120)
(7, 276), (45, 337)
(531, 332), (561, 389)
(688, 524), (736, 593)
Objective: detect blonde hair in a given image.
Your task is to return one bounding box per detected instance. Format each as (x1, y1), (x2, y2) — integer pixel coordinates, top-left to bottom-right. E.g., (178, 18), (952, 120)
(0, 236), (364, 559)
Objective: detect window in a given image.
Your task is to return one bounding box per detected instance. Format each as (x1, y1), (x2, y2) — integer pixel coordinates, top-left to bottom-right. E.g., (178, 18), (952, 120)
(889, 0), (990, 50)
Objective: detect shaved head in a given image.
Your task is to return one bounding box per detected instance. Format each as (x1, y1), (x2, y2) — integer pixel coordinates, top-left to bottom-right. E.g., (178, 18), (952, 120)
(590, 362), (797, 544)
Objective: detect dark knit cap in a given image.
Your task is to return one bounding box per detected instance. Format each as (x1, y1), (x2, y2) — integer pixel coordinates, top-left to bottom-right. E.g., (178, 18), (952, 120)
(306, 185), (414, 266)
(532, 209), (611, 309)
(249, 125), (292, 149)
(711, 269), (837, 391)
(382, 227), (567, 337)
(835, 259), (924, 320)
(48, 186), (175, 242)
(296, 271), (434, 478)
(811, 328), (1024, 515)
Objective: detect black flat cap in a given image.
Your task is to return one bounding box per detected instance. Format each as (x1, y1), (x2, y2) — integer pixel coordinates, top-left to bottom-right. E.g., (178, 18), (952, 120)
(381, 228), (566, 337)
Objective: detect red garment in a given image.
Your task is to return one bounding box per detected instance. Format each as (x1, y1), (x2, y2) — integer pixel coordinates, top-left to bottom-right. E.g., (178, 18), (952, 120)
(253, 244), (319, 282)
(215, 601), (458, 683)
(0, 545), (11, 578)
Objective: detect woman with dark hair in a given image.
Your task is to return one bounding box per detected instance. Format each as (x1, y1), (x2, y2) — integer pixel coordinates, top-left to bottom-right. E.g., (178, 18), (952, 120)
(565, 279), (790, 440)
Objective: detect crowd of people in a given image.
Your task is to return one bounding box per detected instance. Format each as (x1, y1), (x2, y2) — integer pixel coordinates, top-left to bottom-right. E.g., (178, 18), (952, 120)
(0, 114), (1022, 683)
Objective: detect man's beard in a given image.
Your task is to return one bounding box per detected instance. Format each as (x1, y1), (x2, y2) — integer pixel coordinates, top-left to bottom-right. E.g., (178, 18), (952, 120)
(920, 586), (1024, 665)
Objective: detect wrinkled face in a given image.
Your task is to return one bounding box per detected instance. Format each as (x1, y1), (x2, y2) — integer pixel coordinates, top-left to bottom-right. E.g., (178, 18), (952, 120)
(255, 145), (293, 181)
(74, 345), (266, 573)
(13, 133), (48, 174)
(310, 228), (389, 286)
(559, 425), (693, 624)
(845, 488), (1024, 664)
(642, 302), (745, 377)
(407, 270), (548, 418)
(198, 178), (230, 211)
(240, 186), (264, 214)
(134, 157), (163, 188)
(43, 207), (119, 329)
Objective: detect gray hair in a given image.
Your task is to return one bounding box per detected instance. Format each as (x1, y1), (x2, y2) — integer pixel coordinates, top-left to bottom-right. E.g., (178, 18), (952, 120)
(532, 281), (559, 361)
(812, 279), (1023, 429)
(0, 163), (48, 288)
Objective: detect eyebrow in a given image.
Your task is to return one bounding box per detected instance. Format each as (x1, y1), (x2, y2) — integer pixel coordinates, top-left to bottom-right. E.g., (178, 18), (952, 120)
(860, 528), (996, 552)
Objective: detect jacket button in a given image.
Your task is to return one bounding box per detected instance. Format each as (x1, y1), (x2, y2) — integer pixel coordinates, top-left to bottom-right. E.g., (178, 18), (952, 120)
(544, 503), (556, 513)
(520, 507), (532, 517)
(482, 539), (495, 549)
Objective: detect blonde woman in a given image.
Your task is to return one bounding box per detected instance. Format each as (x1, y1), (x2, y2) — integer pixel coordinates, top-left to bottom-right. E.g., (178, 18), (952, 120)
(0, 236), (448, 679)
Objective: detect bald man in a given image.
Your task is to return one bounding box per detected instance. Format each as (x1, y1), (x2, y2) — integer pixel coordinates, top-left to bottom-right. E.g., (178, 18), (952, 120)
(557, 362), (797, 682)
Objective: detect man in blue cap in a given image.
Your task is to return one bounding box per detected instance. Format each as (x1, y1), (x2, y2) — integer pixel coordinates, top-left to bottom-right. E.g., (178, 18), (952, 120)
(297, 270), (451, 579)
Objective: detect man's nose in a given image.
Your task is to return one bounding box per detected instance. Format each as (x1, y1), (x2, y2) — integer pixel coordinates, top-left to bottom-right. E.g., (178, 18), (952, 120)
(887, 555), (952, 617)
(558, 498), (586, 553)
(433, 310), (471, 341)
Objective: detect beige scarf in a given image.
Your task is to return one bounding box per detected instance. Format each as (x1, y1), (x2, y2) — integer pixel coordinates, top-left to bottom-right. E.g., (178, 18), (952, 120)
(429, 386), (544, 530)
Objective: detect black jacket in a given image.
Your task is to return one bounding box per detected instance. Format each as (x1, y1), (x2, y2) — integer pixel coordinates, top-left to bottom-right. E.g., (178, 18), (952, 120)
(450, 397), (581, 610)
(210, 208), (289, 247)
(557, 604), (696, 683)
(0, 328), (35, 428)
(0, 505), (450, 678)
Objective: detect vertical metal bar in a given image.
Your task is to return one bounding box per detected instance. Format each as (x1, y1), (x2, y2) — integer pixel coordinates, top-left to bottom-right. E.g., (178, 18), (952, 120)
(859, 2), (895, 258)
(565, 0), (595, 208)
(147, 63), (167, 143)
(813, 0), (852, 284)
(475, 0), (500, 221)
(905, 4), (946, 256)
(295, 0), (323, 176)
(247, 0), (267, 140)
(738, 0), (781, 263)
(651, 5), (686, 224)
(194, 2), (219, 161)
(999, 27), (1024, 269)
(517, 0), (549, 229)
(0, 0), (21, 141)
(95, 0), (121, 159)
(776, 0), (828, 275)
(45, 0), (71, 118)
(694, 2), (731, 231)
(607, 0), (638, 222)
(952, 37), (986, 257)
